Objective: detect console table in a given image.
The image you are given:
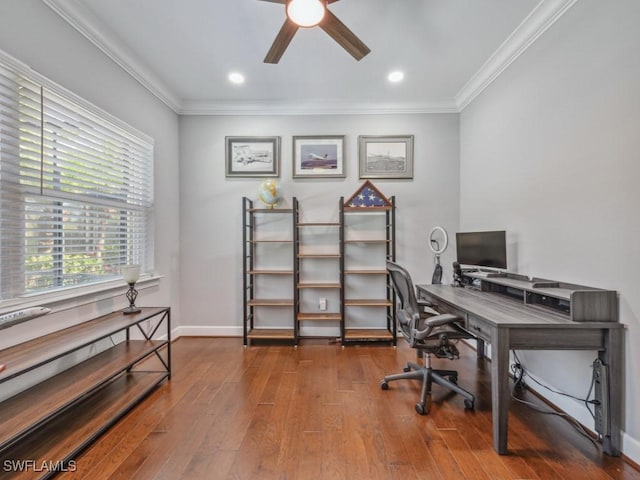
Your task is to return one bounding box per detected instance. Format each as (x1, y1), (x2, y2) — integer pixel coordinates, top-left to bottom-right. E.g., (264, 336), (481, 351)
(417, 275), (622, 456)
(0, 307), (170, 478)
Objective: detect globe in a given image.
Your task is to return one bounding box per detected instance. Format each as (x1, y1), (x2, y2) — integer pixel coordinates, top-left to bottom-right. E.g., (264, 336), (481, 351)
(257, 179), (281, 209)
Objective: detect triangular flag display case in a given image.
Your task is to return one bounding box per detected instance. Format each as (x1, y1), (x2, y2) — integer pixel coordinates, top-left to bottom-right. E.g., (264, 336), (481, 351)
(343, 180), (392, 210)
(340, 182), (397, 345)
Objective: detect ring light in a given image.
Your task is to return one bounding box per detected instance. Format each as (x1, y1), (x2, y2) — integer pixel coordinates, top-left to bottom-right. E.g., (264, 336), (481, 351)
(428, 226), (448, 255)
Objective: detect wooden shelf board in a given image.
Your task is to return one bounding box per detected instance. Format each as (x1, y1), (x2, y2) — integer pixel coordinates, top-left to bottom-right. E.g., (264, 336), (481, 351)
(0, 307), (169, 383)
(344, 270), (387, 275)
(297, 313), (342, 321)
(296, 222), (340, 227)
(297, 283), (341, 289)
(343, 329), (394, 340)
(343, 206), (391, 212)
(248, 208), (293, 213)
(248, 239), (293, 243)
(248, 270), (293, 275)
(0, 340), (167, 450)
(0, 372), (167, 479)
(248, 299), (294, 307)
(345, 299), (392, 307)
(247, 329), (295, 339)
(344, 239), (389, 244)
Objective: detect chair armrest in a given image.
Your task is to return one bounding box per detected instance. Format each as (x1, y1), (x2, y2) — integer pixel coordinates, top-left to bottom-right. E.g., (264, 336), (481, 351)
(417, 300), (439, 316)
(412, 313), (460, 341)
(425, 313), (459, 327)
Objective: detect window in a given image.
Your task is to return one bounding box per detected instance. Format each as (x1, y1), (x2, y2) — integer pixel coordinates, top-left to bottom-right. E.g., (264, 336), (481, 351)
(0, 53), (154, 302)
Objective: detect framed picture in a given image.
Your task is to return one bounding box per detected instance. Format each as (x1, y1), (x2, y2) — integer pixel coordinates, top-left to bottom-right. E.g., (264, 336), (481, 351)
(225, 136), (280, 177)
(292, 135), (346, 178)
(358, 135), (414, 179)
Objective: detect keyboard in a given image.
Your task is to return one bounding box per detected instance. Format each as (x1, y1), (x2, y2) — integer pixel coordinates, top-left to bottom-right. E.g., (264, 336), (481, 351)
(473, 271), (492, 278)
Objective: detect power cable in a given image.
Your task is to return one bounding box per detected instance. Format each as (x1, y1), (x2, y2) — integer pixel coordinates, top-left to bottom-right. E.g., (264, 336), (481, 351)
(509, 350), (602, 450)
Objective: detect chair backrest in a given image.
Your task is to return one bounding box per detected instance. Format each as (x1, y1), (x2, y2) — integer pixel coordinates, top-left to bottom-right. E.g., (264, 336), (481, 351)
(386, 261), (420, 329)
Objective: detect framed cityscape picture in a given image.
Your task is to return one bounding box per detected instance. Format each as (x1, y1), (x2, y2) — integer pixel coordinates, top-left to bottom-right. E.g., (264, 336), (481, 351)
(225, 136), (280, 177)
(292, 135), (346, 178)
(358, 135), (414, 179)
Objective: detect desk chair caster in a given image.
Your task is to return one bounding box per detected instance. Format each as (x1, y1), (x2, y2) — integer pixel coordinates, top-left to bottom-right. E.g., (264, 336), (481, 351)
(415, 396), (431, 415)
(381, 380), (474, 415)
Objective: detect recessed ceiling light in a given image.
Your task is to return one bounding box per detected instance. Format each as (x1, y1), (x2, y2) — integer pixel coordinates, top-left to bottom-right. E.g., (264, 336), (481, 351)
(228, 72), (245, 85)
(387, 71), (404, 83)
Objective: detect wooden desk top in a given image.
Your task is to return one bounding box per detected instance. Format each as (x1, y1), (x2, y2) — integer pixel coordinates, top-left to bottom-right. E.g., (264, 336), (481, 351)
(417, 284), (621, 330)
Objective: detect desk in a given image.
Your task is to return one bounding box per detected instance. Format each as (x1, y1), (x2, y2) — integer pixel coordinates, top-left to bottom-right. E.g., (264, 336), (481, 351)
(416, 284), (623, 456)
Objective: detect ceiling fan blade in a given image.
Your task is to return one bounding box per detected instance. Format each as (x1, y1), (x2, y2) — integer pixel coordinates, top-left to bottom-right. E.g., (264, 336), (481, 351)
(319, 9), (370, 61)
(264, 18), (299, 64)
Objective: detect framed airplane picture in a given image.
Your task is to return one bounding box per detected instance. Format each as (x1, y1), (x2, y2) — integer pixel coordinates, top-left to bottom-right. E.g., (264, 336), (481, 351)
(225, 136), (280, 177)
(292, 135), (346, 178)
(358, 135), (414, 179)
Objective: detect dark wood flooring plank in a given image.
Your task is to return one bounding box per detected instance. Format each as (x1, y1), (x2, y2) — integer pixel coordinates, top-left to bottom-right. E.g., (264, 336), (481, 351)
(53, 337), (640, 480)
(59, 337), (220, 480)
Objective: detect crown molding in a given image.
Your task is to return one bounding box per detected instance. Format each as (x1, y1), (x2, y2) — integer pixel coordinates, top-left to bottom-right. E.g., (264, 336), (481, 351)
(42, 0), (181, 113)
(179, 99), (459, 116)
(455, 0), (578, 111)
(43, 0), (576, 116)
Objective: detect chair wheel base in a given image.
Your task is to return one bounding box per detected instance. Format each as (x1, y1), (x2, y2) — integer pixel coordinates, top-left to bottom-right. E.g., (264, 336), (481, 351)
(380, 380), (389, 390)
(464, 399), (474, 410)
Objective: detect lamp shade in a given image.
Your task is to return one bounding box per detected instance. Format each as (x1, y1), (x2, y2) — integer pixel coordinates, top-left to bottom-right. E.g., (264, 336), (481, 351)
(287, 0), (325, 27)
(121, 264), (141, 284)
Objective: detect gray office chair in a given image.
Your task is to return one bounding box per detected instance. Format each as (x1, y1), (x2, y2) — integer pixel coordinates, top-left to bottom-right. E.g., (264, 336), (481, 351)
(381, 261), (475, 415)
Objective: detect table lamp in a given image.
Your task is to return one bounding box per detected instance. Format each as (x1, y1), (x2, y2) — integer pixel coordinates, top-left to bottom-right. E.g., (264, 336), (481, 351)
(121, 264), (142, 314)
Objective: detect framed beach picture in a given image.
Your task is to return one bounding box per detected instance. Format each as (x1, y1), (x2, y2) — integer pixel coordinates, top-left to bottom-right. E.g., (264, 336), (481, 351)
(225, 136), (280, 177)
(358, 135), (414, 179)
(292, 135), (346, 178)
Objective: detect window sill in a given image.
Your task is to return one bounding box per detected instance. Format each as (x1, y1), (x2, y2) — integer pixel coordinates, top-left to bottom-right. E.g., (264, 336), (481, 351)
(0, 276), (163, 315)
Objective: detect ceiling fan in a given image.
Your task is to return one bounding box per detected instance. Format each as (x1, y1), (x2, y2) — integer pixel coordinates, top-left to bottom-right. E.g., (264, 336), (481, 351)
(259, 0), (371, 64)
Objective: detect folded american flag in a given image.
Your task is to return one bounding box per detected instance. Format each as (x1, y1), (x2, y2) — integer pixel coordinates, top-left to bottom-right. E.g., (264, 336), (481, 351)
(345, 180), (391, 208)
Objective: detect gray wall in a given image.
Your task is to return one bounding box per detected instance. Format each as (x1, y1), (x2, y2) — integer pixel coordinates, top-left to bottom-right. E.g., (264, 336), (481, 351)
(178, 113), (460, 335)
(459, 0), (640, 458)
(0, 0), (180, 344)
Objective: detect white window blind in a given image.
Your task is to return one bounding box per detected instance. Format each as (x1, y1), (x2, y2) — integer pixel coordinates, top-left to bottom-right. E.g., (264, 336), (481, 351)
(0, 55), (154, 302)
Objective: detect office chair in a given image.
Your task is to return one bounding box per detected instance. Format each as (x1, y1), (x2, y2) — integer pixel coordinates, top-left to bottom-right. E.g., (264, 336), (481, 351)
(381, 261), (475, 415)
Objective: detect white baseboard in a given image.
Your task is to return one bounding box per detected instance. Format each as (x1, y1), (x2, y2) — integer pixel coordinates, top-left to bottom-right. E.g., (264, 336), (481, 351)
(171, 324), (342, 340)
(172, 325), (242, 338)
(623, 431), (640, 465)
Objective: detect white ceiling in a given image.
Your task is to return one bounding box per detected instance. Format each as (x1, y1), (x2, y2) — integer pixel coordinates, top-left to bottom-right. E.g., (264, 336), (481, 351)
(42, 0), (577, 114)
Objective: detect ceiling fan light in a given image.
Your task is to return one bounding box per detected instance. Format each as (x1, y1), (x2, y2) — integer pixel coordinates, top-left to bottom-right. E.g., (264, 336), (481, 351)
(287, 0), (325, 27)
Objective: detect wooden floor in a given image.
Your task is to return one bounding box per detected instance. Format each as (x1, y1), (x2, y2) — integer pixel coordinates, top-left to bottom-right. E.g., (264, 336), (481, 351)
(59, 337), (640, 480)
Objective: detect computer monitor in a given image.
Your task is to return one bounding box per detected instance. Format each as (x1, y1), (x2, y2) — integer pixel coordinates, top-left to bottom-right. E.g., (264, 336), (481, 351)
(455, 230), (507, 269)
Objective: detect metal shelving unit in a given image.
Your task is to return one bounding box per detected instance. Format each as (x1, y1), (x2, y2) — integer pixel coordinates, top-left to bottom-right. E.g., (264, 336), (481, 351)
(293, 198), (343, 343)
(242, 197), (295, 346)
(340, 195), (396, 345)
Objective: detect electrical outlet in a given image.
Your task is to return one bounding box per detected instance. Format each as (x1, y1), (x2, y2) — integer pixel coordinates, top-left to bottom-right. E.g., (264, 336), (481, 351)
(319, 297), (327, 311)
